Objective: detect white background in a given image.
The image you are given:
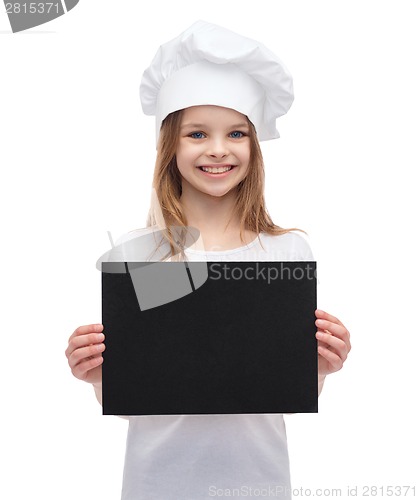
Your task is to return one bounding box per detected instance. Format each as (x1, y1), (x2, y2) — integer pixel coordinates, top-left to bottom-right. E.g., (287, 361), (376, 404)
(1, 1), (418, 498)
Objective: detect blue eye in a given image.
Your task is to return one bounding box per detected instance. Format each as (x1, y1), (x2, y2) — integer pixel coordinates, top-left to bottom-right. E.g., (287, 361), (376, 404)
(230, 131), (245, 138)
(190, 132), (205, 139)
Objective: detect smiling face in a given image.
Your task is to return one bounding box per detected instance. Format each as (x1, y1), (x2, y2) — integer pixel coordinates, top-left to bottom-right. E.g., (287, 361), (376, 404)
(175, 105), (251, 199)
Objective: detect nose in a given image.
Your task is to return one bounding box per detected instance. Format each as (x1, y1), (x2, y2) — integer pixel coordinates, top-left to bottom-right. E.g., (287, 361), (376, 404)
(207, 136), (229, 159)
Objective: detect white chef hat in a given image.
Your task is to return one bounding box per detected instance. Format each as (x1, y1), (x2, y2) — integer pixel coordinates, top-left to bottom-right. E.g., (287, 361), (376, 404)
(140, 20), (294, 145)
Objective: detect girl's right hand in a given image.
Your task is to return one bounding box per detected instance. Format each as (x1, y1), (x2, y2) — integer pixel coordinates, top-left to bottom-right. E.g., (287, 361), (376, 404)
(65, 324), (106, 385)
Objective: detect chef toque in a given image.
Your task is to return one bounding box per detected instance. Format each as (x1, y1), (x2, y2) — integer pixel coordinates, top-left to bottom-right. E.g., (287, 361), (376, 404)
(140, 20), (294, 145)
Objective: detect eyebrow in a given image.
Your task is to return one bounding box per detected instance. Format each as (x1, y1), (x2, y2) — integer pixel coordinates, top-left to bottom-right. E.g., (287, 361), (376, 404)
(180, 122), (249, 129)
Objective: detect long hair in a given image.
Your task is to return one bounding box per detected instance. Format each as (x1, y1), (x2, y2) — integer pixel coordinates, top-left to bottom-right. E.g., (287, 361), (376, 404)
(146, 108), (304, 260)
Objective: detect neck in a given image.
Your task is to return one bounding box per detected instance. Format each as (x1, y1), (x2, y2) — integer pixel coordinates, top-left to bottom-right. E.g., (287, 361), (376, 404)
(180, 185), (239, 234)
(178, 184), (256, 252)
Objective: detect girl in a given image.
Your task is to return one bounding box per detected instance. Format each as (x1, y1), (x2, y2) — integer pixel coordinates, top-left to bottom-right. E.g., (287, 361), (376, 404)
(65, 20), (351, 499)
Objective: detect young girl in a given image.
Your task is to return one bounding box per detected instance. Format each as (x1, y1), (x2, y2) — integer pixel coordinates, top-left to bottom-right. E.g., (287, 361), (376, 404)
(65, 20), (351, 499)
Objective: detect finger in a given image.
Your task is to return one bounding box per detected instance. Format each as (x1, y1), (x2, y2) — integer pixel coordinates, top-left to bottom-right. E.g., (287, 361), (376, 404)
(317, 345), (343, 371)
(317, 336), (340, 357)
(321, 321), (351, 354)
(316, 330), (348, 361)
(65, 332), (105, 359)
(68, 342), (106, 368)
(71, 355), (104, 381)
(315, 309), (345, 327)
(67, 324), (103, 344)
(315, 318), (350, 342)
(316, 339), (329, 350)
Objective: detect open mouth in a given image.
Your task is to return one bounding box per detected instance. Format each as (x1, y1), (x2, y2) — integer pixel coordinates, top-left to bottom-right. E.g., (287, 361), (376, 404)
(198, 165), (236, 174)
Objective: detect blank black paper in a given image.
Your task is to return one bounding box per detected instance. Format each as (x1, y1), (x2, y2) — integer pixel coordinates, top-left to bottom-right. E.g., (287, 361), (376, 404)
(101, 261), (317, 415)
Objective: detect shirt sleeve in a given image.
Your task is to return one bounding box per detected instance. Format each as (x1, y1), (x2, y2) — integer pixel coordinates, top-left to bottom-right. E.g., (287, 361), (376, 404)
(288, 231), (315, 261)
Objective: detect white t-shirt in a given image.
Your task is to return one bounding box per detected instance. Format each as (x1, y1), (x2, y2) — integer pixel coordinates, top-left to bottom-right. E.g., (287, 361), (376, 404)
(113, 227), (314, 500)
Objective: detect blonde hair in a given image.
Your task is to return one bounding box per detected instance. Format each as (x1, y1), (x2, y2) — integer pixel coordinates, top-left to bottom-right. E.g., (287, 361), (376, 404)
(146, 108), (304, 260)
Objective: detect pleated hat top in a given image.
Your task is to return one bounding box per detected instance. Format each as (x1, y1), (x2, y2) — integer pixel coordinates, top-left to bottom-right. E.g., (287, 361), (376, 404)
(140, 20), (294, 145)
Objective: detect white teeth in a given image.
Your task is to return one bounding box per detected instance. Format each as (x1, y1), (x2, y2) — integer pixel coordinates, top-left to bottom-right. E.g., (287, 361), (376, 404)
(201, 166), (233, 173)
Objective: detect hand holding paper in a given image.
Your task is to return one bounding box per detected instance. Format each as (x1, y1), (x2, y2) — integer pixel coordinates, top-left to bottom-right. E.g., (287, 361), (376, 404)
(65, 324), (106, 385)
(315, 309), (351, 377)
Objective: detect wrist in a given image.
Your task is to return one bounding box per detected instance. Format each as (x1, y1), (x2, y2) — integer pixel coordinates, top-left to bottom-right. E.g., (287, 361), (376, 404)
(92, 381), (103, 406)
(318, 374), (326, 396)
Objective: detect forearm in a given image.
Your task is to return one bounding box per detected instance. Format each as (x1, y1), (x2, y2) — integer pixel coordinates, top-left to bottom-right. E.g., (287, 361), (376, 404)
(318, 374), (326, 396)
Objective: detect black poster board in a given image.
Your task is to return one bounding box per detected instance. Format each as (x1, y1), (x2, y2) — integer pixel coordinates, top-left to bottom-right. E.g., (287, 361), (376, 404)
(101, 261), (317, 415)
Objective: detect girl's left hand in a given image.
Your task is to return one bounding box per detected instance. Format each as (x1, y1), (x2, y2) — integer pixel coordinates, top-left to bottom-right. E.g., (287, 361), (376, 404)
(315, 309), (351, 377)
